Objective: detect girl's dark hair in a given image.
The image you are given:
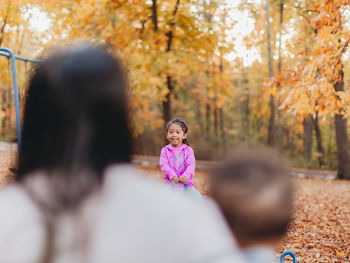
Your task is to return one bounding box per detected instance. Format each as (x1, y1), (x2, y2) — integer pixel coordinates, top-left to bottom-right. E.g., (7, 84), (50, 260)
(166, 118), (189, 145)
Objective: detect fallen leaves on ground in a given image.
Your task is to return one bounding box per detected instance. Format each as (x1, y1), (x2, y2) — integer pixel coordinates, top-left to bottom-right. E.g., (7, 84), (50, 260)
(278, 178), (350, 263)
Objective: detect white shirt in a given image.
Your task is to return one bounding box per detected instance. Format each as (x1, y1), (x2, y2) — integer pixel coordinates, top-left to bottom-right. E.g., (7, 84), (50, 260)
(0, 165), (246, 263)
(241, 245), (278, 263)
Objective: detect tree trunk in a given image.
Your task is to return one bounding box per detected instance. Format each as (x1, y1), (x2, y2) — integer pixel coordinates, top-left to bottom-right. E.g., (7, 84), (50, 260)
(327, 119), (335, 168)
(162, 76), (172, 125)
(152, 0), (158, 32)
(162, 0), (180, 125)
(219, 108), (226, 151)
(313, 111), (325, 167)
(0, 16), (7, 47)
(0, 3), (10, 139)
(303, 115), (313, 161)
(277, 1), (284, 152)
(265, 0), (275, 146)
(0, 1), (10, 46)
(205, 66), (211, 140)
(206, 102), (211, 140)
(334, 68), (350, 179)
(241, 68), (249, 141)
(218, 57), (226, 150)
(214, 104), (218, 139)
(195, 96), (203, 131)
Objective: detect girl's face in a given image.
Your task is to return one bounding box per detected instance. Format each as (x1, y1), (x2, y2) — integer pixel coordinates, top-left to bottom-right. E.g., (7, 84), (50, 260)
(166, 123), (187, 147)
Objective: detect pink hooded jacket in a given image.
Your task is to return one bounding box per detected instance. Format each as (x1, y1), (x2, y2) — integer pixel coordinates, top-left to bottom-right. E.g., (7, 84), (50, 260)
(159, 144), (195, 188)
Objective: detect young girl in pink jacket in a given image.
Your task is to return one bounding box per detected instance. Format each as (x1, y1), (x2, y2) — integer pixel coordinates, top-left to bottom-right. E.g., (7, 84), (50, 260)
(160, 118), (202, 197)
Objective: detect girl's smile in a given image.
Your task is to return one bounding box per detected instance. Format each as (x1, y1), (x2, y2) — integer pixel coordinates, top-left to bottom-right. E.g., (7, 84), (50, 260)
(166, 123), (187, 147)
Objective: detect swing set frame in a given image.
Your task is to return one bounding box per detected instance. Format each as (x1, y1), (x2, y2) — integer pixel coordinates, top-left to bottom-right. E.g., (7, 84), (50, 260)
(0, 47), (41, 152)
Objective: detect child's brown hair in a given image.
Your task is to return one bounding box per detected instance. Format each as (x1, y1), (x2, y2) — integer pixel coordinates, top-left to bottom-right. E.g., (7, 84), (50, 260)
(209, 150), (294, 246)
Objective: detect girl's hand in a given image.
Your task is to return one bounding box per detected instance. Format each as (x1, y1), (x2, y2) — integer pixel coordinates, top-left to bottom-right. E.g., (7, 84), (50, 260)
(171, 176), (179, 184)
(179, 176), (188, 184)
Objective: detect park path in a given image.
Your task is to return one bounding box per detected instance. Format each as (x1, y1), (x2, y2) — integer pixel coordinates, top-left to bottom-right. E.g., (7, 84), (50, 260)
(0, 140), (337, 181)
(133, 154), (337, 180)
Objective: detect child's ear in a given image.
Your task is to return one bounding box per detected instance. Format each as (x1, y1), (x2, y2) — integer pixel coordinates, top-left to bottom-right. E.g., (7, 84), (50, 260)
(183, 133), (187, 139)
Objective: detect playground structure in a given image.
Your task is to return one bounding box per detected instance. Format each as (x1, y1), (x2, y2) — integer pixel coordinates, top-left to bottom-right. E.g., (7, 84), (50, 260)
(0, 47), (40, 152)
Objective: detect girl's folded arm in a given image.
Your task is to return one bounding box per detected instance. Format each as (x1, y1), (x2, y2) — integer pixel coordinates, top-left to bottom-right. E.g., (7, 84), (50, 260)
(182, 147), (195, 181)
(159, 149), (177, 179)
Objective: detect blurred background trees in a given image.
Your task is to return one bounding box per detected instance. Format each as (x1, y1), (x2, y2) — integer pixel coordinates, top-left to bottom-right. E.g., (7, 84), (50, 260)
(0, 0), (350, 179)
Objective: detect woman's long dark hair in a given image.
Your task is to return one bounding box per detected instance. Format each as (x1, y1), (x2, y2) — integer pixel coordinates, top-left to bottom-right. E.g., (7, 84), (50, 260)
(15, 43), (132, 262)
(18, 44), (131, 181)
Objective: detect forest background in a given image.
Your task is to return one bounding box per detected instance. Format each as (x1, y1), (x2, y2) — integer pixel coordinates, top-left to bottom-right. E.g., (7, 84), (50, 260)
(1, 0), (350, 180)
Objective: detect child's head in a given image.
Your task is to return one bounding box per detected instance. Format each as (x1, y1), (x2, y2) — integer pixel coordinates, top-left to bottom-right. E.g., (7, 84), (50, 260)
(209, 151), (294, 248)
(165, 118), (189, 147)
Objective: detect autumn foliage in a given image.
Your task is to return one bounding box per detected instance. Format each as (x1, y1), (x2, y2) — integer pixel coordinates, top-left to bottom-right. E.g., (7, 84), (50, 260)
(280, 0), (350, 118)
(0, 0), (350, 178)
